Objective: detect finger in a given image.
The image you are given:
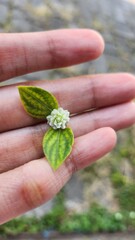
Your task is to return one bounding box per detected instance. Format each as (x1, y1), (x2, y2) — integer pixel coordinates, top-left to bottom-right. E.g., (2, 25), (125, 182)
(71, 101), (135, 135)
(0, 127), (116, 224)
(0, 73), (135, 132)
(0, 101), (134, 173)
(0, 29), (104, 82)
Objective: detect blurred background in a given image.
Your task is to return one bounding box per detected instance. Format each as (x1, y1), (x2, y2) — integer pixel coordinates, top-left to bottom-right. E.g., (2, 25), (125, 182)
(0, 0), (135, 239)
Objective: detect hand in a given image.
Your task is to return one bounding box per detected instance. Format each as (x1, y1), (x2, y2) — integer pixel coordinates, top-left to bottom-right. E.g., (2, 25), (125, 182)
(0, 29), (135, 224)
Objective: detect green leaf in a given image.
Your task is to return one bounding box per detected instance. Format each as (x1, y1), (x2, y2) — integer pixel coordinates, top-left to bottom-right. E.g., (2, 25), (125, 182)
(18, 86), (58, 119)
(43, 127), (74, 170)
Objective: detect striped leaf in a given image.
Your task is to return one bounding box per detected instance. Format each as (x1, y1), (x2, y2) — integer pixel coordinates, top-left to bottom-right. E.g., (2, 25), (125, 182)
(43, 127), (74, 170)
(18, 86), (58, 119)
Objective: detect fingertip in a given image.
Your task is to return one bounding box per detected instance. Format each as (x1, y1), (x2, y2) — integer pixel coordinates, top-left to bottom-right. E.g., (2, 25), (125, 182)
(56, 28), (105, 62)
(120, 73), (135, 82)
(89, 29), (105, 58)
(77, 29), (105, 60)
(102, 127), (117, 150)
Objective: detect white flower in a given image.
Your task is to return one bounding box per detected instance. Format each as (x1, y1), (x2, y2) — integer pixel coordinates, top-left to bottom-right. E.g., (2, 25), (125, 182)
(47, 107), (70, 129)
(114, 212), (123, 220)
(129, 211), (135, 219)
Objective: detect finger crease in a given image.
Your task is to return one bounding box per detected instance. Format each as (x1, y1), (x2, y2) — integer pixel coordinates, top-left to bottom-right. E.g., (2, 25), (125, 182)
(47, 35), (58, 68)
(90, 79), (98, 108)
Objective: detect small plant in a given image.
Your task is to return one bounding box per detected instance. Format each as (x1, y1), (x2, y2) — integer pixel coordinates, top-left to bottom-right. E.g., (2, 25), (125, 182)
(59, 204), (126, 233)
(111, 172), (127, 188)
(4, 203), (135, 236)
(18, 86), (74, 170)
(117, 183), (135, 211)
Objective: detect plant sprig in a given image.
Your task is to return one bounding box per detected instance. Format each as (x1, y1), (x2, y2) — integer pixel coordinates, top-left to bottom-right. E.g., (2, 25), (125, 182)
(18, 86), (74, 170)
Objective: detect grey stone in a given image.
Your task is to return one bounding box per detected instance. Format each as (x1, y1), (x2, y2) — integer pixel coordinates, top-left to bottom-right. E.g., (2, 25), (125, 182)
(85, 178), (118, 212)
(0, 5), (8, 24)
(24, 200), (53, 218)
(65, 174), (85, 213)
(89, 55), (108, 73)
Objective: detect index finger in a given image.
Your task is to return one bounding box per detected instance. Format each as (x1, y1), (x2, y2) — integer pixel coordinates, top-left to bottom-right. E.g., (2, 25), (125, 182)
(0, 29), (104, 82)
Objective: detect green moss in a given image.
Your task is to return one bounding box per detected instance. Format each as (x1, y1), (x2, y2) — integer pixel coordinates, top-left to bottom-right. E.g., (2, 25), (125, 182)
(117, 183), (135, 211)
(60, 204), (126, 233)
(111, 172), (127, 188)
(3, 201), (135, 236)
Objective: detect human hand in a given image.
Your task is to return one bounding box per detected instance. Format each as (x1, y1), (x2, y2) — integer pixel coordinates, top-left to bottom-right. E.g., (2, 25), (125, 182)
(0, 29), (135, 224)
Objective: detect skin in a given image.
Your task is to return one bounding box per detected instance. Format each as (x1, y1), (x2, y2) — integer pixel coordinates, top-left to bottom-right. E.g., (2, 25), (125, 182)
(0, 29), (135, 224)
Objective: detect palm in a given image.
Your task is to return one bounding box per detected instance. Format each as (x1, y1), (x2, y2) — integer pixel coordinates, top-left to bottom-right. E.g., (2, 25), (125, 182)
(0, 29), (135, 224)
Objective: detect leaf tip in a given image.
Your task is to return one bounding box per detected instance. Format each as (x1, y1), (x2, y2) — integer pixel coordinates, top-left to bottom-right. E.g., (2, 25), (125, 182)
(17, 85), (25, 95)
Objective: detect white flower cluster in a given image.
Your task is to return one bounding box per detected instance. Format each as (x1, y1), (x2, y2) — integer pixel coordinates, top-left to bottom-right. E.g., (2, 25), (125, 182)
(114, 212), (123, 221)
(47, 107), (70, 129)
(129, 211), (135, 219)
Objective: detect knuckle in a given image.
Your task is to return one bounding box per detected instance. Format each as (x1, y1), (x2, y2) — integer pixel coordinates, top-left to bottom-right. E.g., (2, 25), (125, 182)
(47, 35), (58, 67)
(21, 166), (45, 209)
(90, 78), (97, 108)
